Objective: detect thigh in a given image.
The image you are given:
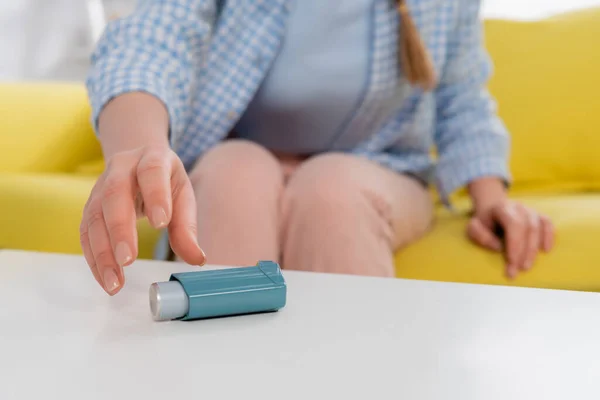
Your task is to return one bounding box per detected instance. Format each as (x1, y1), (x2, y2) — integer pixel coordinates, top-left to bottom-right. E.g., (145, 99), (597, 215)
(285, 152), (434, 251)
(188, 139), (285, 191)
(169, 139), (286, 263)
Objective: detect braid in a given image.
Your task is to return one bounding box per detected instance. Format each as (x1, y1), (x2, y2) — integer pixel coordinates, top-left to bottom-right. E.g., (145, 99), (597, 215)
(396, 0), (436, 90)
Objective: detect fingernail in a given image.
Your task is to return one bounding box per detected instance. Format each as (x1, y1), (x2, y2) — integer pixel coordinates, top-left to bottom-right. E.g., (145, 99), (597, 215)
(103, 268), (120, 294)
(115, 242), (132, 267)
(190, 231), (206, 266)
(507, 265), (516, 279)
(151, 207), (168, 228)
(199, 247), (207, 266)
(524, 260), (533, 270)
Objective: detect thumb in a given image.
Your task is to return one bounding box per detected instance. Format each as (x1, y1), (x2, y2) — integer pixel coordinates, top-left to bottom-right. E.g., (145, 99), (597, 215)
(467, 217), (503, 252)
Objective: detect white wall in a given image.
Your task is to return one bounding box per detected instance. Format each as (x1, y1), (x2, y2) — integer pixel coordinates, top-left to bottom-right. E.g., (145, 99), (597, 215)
(0, 0), (94, 81)
(483, 0), (600, 19)
(0, 0), (136, 82)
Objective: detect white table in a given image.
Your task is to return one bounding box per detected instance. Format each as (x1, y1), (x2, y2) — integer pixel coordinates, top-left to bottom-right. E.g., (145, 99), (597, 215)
(1, 250), (600, 399)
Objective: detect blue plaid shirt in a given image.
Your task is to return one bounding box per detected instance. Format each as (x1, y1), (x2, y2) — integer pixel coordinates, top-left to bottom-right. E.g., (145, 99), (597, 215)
(86, 0), (511, 204)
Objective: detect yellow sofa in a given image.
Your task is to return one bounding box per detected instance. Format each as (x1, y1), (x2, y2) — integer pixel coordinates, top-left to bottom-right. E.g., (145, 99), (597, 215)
(1, 8), (599, 291)
(0, 84), (161, 260)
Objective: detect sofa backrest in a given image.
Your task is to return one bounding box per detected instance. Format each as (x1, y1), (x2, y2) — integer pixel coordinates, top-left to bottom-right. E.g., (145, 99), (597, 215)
(484, 7), (600, 194)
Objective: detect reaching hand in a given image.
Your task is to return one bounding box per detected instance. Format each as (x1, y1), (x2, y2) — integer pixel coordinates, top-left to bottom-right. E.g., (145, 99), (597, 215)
(467, 199), (554, 279)
(80, 145), (206, 295)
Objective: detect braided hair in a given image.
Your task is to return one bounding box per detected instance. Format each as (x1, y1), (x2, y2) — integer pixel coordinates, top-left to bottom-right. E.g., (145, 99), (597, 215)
(396, 0), (436, 90)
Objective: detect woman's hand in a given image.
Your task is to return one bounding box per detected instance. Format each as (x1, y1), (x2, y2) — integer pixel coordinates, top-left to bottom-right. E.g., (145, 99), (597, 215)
(467, 200), (555, 279)
(466, 177), (554, 279)
(80, 145), (206, 295)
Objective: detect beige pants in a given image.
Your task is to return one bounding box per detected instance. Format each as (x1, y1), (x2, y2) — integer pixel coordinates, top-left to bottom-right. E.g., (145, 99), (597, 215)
(187, 139), (434, 277)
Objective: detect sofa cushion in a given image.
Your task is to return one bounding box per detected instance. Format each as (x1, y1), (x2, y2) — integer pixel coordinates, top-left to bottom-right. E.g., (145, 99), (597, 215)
(395, 194), (600, 292)
(0, 173), (159, 259)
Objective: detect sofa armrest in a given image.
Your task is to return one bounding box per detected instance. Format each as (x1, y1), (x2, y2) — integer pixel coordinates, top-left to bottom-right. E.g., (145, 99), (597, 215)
(0, 82), (102, 173)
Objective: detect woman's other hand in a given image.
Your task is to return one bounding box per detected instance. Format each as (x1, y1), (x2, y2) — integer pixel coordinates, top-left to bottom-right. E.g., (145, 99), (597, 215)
(467, 199), (555, 279)
(466, 177), (555, 279)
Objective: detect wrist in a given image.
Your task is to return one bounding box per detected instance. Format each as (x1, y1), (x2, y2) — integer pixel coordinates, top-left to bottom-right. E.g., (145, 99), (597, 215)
(467, 176), (508, 213)
(98, 92), (170, 159)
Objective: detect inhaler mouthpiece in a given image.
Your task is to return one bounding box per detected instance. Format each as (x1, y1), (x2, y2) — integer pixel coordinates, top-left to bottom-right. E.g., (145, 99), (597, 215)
(149, 281), (189, 321)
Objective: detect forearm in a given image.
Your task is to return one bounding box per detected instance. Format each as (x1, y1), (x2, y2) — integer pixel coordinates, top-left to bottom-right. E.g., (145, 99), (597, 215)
(433, 1), (511, 203)
(98, 92), (170, 160)
(86, 1), (214, 161)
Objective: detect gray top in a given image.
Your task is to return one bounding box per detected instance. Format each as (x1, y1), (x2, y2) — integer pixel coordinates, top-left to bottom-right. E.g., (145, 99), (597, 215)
(234, 0), (372, 154)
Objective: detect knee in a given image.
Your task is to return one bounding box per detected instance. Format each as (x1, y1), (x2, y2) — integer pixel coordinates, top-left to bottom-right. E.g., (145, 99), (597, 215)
(189, 139), (284, 189)
(283, 153), (383, 220)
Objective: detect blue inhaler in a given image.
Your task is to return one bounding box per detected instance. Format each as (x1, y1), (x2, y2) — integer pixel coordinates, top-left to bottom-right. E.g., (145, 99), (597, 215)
(148, 261), (287, 321)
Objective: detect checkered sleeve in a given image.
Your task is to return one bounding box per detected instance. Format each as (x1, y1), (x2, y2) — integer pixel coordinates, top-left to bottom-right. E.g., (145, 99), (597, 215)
(433, 0), (511, 201)
(85, 0), (214, 143)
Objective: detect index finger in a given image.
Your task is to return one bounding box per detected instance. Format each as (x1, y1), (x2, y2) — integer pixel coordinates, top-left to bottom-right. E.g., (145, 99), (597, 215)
(101, 155), (139, 267)
(137, 149), (174, 229)
(493, 204), (527, 278)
